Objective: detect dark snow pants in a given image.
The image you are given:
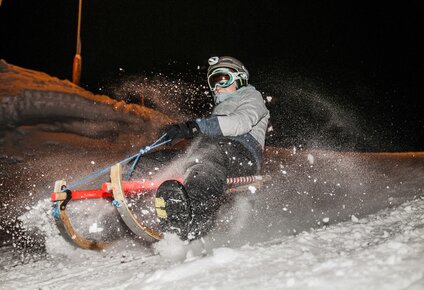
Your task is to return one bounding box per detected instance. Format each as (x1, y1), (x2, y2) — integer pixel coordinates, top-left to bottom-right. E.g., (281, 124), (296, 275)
(181, 136), (260, 238)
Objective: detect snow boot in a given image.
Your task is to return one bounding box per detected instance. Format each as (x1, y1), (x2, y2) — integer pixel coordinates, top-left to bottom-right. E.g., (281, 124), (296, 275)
(155, 180), (191, 239)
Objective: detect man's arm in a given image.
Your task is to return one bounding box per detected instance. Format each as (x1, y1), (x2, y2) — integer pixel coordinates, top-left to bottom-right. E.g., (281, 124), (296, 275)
(196, 91), (268, 137)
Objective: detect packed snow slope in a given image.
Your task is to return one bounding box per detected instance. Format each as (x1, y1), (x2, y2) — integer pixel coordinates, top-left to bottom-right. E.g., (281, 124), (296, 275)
(1, 196), (423, 289)
(0, 147), (423, 290)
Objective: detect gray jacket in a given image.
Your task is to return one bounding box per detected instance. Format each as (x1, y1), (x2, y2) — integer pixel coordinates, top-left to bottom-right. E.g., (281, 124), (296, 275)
(195, 85), (270, 164)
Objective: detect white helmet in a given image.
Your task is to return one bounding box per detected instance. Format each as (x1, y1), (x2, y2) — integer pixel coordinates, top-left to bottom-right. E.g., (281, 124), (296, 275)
(207, 56), (249, 91)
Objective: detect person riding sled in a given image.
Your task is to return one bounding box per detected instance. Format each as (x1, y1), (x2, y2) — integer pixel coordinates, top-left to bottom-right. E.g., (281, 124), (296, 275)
(156, 56), (270, 241)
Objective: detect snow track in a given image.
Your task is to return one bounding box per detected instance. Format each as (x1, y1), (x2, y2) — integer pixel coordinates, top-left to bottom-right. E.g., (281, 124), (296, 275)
(1, 197), (423, 290)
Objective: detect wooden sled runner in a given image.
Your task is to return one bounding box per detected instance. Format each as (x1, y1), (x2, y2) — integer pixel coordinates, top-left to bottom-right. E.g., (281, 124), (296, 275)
(51, 163), (270, 250)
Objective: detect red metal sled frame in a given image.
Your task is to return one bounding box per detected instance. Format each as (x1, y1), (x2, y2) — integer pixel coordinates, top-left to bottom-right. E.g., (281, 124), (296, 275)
(51, 178), (184, 202)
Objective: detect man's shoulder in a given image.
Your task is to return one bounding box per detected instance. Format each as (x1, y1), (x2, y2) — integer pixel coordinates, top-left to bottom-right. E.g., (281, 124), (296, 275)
(238, 85), (263, 101)
(239, 84), (259, 93)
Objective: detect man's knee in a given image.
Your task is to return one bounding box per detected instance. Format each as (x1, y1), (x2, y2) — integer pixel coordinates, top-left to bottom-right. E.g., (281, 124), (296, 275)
(184, 163), (226, 199)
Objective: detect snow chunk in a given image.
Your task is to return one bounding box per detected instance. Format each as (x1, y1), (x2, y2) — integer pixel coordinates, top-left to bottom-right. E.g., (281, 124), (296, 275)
(212, 247), (240, 264)
(248, 185), (257, 194)
(286, 278), (295, 286)
(386, 254), (402, 265)
(307, 154), (314, 164)
(154, 233), (188, 262)
(89, 223), (103, 233)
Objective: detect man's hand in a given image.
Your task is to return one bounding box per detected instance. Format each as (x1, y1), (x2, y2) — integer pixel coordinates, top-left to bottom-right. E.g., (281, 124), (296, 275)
(161, 121), (200, 141)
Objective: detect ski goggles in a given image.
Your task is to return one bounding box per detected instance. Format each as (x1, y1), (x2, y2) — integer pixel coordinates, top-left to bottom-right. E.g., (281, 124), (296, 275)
(207, 68), (240, 91)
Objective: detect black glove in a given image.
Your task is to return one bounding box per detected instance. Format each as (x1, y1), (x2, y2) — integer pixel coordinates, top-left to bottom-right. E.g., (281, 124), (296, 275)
(162, 121), (200, 141)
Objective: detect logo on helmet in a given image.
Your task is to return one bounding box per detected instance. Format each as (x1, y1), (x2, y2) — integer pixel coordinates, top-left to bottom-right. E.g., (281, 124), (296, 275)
(208, 56), (219, 66)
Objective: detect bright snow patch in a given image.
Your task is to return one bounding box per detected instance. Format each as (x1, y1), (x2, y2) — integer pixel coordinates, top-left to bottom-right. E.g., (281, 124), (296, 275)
(307, 153), (314, 164)
(1, 198), (424, 289)
(248, 185), (257, 194)
(89, 223), (103, 233)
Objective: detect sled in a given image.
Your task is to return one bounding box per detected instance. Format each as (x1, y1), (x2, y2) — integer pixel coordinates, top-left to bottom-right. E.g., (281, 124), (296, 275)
(51, 163), (271, 250)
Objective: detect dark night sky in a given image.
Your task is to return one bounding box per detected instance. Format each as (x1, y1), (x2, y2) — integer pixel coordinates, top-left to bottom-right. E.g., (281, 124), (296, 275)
(1, 1), (423, 150)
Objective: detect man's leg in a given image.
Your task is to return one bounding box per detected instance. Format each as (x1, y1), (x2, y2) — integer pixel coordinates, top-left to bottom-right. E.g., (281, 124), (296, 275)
(156, 137), (258, 239)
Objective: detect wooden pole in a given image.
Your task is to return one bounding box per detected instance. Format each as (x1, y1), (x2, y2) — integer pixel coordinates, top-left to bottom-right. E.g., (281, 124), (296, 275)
(72, 0), (83, 85)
